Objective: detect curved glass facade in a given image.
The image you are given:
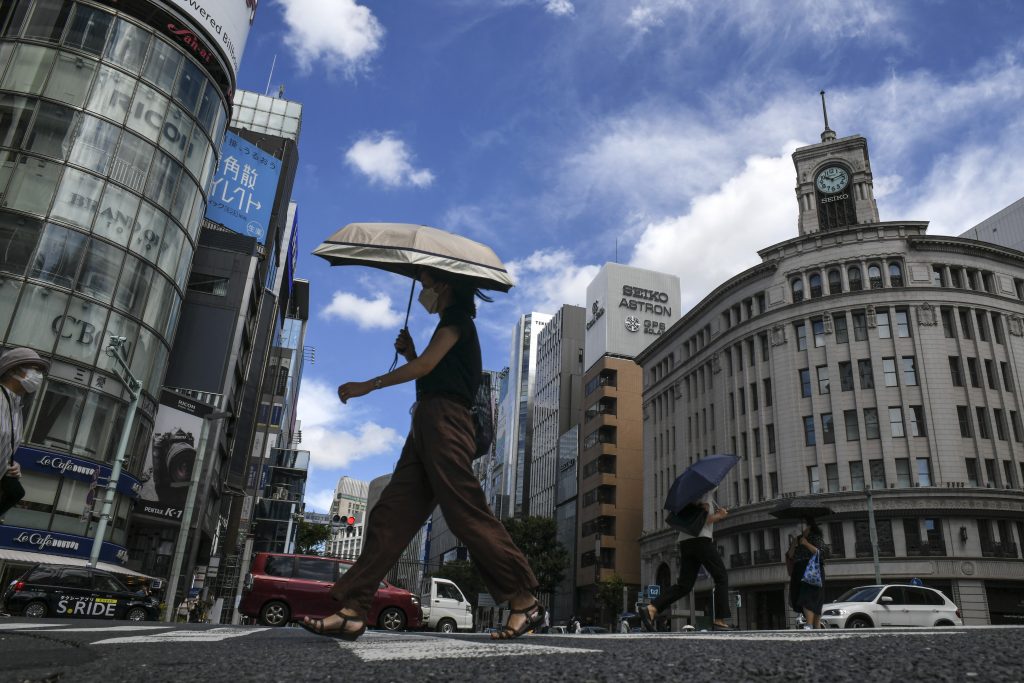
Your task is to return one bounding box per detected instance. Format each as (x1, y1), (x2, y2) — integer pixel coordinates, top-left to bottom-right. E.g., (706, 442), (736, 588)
(0, 0), (228, 548)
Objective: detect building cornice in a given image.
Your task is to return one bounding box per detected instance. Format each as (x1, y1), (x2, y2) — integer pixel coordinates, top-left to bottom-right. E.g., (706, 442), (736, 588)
(909, 235), (1024, 268)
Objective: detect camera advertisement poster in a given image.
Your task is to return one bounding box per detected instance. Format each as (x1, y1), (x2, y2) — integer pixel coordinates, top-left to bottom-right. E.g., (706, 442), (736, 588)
(136, 392), (213, 523)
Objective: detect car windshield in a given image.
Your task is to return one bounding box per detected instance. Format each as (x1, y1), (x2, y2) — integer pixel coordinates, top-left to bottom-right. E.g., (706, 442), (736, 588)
(835, 586), (883, 603)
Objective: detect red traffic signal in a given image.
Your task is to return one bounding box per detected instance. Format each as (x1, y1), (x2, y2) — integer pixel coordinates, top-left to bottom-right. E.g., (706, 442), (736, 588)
(346, 516), (356, 526)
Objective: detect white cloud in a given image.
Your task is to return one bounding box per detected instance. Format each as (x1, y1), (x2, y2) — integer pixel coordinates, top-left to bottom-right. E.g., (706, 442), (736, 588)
(277, 0), (384, 75)
(628, 149), (798, 310)
(304, 488), (336, 513)
(621, 0), (903, 46)
(297, 380), (404, 470)
(505, 249), (601, 314)
(320, 291), (403, 329)
(545, 0), (575, 16)
(345, 133), (436, 188)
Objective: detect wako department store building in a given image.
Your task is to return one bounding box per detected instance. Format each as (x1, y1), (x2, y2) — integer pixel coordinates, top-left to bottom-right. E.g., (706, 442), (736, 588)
(0, 0), (247, 579)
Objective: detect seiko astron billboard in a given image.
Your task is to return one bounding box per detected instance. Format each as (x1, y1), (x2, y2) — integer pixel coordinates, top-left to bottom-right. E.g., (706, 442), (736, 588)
(584, 263), (681, 370)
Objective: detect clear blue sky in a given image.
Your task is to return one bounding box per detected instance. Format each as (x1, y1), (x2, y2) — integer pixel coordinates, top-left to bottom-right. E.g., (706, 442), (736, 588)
(233, 0), (1024, 512)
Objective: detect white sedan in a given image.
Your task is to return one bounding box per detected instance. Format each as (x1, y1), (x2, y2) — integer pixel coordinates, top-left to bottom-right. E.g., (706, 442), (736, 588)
(820, 585), (962, 628)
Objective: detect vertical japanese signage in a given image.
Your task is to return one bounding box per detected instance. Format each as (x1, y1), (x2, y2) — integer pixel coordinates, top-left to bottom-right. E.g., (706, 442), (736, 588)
(205, 131), (281, 244)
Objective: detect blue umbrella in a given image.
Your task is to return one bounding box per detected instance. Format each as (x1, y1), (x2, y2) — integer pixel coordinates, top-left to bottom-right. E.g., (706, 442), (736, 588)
(663, 454), (740, 512)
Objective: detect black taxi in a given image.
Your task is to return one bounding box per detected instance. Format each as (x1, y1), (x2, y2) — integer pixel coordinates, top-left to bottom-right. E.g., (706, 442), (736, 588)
(1, 564), (159, 621)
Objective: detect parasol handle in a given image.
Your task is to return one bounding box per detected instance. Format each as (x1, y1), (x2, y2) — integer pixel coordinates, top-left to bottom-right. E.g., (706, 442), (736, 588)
(388, 279), (417, 372)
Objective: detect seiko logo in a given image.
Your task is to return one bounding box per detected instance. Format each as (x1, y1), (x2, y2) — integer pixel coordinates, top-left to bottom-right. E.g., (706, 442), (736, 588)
(38, 456), (98, 478)
(821, 193), (849, 204)
(620, 285), (672, 317)
(586, 301), (605, 330)
(13, 532), (80, 552)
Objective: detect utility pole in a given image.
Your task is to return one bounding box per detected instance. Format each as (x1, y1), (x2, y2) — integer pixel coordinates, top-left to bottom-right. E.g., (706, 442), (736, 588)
(89, 337), (141, 568)
(163, 410), (231, 621)
(866, 486), (881, 584)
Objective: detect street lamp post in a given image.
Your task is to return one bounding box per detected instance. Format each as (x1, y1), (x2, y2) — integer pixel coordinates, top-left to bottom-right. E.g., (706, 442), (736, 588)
(162, 409), (231, 622)
(866, 486), (881, 584)
(89, 337), (142, 568)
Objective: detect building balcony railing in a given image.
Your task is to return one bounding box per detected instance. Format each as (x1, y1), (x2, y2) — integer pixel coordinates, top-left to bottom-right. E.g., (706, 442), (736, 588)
(753, 548), (781, 565)
(981, 541), (1019, 558)
(730, 552), (752, 568)
(906, 542), (947, 557)
(855, 541), (895, 558)
(269, 448), (310, 471)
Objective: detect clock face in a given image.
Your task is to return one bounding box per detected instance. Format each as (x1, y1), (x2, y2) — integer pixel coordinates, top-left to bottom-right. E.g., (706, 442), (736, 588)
(815, 166), (849, 194)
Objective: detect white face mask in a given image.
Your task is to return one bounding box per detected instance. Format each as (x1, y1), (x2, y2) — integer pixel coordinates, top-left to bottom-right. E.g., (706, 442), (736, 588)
(17, 368), (43, 394)
(418, 285), (442, 314)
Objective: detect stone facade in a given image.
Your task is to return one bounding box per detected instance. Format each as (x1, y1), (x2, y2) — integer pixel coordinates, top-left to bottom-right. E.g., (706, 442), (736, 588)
(636, 131), (1024, 629)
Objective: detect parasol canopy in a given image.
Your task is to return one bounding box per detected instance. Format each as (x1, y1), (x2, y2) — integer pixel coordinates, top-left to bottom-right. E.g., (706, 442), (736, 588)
(312, 222), (515, 292)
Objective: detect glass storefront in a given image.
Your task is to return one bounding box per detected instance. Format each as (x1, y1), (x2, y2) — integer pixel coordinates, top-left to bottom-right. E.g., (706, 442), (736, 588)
(0, 0), (229, 550)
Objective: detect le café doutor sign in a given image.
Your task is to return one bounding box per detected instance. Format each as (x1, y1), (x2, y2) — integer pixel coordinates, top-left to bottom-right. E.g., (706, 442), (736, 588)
(588, 285), (674, 336)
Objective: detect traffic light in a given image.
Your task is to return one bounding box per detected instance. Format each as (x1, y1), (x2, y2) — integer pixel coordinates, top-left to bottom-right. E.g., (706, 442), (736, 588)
(345, 516), (356, 536)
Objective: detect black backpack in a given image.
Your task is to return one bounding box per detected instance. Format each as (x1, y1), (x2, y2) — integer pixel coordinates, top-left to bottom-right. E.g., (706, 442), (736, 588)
(471, 380), (493, 459)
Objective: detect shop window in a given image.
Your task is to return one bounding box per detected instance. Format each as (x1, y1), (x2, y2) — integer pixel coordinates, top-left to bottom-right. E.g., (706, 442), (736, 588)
(23, 0), (72, 42)
(85, 65), (134, 125)
(64, 4), (113, 55)
(848, 266), (863, 291)
(44, 52), (98, 108)
(0, 211), (43, 276)
(29, 380), (86, 451)
(0, 93), (36, 149)
(828, 269), (842, 294)
(104, 18), (150, 74)
(5, 155), (61, 214)
(51, 167), (103, 229)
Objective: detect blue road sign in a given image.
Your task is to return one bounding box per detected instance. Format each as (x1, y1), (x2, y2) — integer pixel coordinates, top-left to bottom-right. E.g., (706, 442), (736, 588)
(647, 584), (661, 599)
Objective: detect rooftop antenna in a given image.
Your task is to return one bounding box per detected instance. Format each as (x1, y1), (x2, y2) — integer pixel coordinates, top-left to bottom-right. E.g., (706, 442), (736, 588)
(265, 54), (277, 96)
(820, 90), (836, 143)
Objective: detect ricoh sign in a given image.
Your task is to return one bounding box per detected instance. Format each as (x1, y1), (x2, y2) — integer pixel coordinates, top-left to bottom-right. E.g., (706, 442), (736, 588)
(584, 263), (681, 370)
(161, 0), (258, 76)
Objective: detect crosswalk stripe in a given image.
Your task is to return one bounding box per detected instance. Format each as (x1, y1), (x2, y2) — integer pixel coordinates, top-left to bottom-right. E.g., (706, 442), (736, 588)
(0, 623), (69, 631)
(340, 633), (600, 661)
(92, 627), (270, 645)
(47, 625), (172, 633)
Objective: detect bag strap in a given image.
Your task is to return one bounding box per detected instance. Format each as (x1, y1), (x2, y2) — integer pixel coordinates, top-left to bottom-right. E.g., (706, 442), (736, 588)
(2, 387), (15, 463)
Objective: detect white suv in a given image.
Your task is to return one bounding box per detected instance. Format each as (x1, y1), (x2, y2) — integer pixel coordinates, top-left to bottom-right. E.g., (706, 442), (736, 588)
(821, 585), (962, 628)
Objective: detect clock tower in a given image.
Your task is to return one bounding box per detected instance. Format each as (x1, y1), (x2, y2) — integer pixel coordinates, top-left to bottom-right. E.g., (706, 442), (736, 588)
(793, 92), (880, 235)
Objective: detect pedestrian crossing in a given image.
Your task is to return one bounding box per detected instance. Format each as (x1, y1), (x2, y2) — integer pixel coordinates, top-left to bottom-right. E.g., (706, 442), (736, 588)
(339, 632), (601, 661)
(0, 622), (269, 644)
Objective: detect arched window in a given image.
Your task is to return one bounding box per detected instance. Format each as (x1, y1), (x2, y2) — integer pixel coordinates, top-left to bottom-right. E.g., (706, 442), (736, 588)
(809, 273), (823, 298)
(868, 263), (883, 289)
(828, 269), (842, 295)
(848, 266), (863, 291)
(791, 278), (804, 302)
(888, 262), (904, 287)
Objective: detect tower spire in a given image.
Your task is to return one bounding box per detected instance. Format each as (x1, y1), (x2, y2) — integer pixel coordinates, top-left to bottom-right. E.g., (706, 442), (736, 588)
(820, 90), (836, 143)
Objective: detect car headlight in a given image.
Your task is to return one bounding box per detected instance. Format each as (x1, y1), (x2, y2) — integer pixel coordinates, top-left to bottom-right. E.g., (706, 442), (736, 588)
(410, 596), (419, 605)
(823, 609), (847, 616)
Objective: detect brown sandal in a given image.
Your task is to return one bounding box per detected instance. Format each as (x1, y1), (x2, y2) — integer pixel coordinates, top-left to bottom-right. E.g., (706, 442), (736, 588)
(299, 611), (366, 641)
(491, 601), (545, 640)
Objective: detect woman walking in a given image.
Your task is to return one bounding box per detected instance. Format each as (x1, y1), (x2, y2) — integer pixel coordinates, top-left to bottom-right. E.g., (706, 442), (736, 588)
(786, 516), (826, 629)
(301, 269), (542, 641)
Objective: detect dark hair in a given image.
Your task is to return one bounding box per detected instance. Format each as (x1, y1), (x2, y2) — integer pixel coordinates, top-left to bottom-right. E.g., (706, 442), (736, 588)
(804, 516), (821, 535)
(425, 269), (492, 318)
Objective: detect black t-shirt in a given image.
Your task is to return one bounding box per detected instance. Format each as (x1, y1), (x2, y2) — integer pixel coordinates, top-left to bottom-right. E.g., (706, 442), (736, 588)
(415, 305), (481, 405)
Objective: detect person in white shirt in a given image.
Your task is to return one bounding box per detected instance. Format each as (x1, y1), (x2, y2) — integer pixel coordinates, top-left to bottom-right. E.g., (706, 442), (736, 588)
(639, 489), (733, 631)
(0, 348), (49, 522)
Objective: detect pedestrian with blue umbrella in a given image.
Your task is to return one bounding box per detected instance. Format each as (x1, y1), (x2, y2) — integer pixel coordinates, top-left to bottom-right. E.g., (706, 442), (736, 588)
(639, 454), (740, 632)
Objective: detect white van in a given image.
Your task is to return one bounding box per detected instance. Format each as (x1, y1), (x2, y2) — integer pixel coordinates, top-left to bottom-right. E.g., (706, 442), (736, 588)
(419, 577), (473, 633)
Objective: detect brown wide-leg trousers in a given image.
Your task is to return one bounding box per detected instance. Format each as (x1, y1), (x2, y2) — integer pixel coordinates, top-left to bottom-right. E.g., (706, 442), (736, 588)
(329, 395), (538, 615)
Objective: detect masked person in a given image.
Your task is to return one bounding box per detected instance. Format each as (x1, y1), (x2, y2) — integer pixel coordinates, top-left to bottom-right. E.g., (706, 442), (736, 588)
(301, 269), (542, 642)
(0, 348), (49, 522)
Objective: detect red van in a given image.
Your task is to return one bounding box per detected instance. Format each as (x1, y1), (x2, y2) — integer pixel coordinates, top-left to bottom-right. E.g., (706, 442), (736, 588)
(239, 553), (422, 630)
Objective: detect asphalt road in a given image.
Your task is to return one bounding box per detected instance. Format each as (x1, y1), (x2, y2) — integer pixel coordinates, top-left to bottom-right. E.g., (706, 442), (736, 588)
(1, 619), (1022, 683)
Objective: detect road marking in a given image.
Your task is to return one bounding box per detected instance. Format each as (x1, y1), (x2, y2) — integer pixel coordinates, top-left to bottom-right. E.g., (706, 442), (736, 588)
(47, 625), (172, 633)
(0, 623), (70, 631)
(92, 627), (270, 645)
(340, 633), (600, 661)
(536, 630), (965, 642)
